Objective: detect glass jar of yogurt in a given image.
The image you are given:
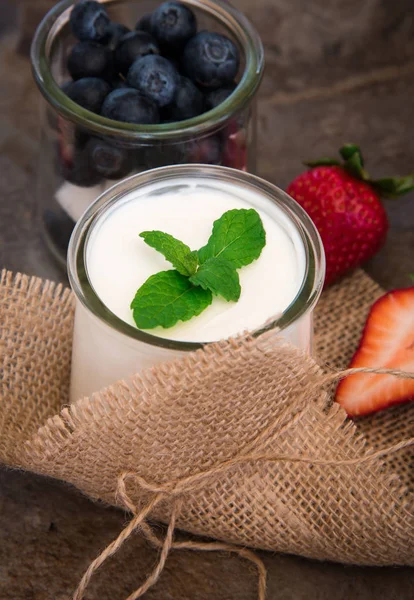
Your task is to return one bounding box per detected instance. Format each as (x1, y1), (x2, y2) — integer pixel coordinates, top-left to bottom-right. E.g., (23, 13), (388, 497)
(31, 0), (264, 266)
(68, 165), (325, 402)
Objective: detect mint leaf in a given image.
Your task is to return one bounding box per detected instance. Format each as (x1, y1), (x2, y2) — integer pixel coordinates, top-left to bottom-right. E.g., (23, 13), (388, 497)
(190, 257), (241, 302)
(131, 208), (267, 330)
(197, 209), (266, 268)
(140, 231), (198, 277)
(131, 270), (212, 329)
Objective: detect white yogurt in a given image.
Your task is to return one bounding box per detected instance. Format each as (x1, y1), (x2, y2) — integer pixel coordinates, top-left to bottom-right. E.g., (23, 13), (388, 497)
(69, 172), (319, 403)
(86, 177), (306, 342)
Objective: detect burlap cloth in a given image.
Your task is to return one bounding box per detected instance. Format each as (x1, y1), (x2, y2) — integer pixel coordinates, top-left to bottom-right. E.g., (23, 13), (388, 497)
(0, 268), (413, 597)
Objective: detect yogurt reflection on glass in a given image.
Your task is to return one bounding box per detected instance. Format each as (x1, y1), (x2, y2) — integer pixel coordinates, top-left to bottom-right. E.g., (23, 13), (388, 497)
(68, 165), (325, 402)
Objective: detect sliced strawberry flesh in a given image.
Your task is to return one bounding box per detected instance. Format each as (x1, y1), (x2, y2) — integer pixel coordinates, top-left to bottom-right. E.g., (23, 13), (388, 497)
(336, 287), (414, 416)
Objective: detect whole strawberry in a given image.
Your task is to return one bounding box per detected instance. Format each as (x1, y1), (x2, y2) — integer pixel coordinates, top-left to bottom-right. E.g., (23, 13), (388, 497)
(287, 144), (414, 286)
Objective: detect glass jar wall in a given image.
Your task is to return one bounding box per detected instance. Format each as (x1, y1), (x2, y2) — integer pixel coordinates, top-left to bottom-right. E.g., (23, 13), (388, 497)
(68, 165), (325, 401)
(31, 0), (264, 265)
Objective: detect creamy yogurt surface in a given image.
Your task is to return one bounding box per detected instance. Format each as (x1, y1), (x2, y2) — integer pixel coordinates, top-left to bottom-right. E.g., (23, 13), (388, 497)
(86, 176), (306, 343)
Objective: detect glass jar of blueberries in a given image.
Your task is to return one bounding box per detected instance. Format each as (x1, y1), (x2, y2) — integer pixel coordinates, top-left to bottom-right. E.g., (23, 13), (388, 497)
(31, 0), (264, 265)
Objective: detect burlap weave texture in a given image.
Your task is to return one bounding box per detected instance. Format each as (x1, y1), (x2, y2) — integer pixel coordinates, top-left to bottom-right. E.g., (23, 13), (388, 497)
(0, 268), (413, 566)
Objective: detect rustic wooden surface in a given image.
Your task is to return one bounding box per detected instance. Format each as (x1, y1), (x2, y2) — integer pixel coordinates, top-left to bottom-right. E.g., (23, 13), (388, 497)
(0, 1), (413, 599)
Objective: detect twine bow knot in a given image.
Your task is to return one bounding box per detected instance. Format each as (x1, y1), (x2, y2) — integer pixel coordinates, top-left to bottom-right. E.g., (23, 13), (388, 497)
(72, 366), (414, 600)
(73, 437), (414, 600)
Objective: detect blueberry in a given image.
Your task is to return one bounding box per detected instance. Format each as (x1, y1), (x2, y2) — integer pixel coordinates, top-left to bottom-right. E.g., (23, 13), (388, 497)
(110, 78), (130, 90)
(143, 142), (189, 168)
(64, 77), (111, 113)
(115, 31), (159, 76)
(69, 1), (110, 42)
(60, 147), (103, 187)
(205, 82), (237, 110)
(67, 41), (112, 80)
(101, 88), (160, 124)
(61, 81), (73, 95)
(164, 76), (204, 121)
(150, 2), (196, 49)
(85, 137), (133, 179)
(135, 13), (153, 34)
(188, 135), (222, 164)
(127, 55), (179, 108)
(183, 31), (240, 88)
(103, 23), (131, 51)
(74, 127), (91, 150)
(168, 57), (182, 73)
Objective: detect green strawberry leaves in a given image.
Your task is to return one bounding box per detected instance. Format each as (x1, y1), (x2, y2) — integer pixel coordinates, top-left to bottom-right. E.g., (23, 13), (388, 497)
(131, 270), (212, 330)
(190, 257), (241, 302)
(131, 208), (266, 330)
(372, 176), (414, 198)
(339, 145), (370, 181)
(304, 144), (414, 198)
(139, 231), (198, 277)
(198, 209), (266, 268)
(339, 143), (364, 164)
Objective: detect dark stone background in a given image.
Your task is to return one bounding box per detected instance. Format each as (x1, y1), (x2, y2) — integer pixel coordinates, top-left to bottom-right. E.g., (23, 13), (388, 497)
(0, 1), (413, 598)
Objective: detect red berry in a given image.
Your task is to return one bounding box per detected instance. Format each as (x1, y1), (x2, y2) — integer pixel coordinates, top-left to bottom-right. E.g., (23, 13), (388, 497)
(287, 165), (388, 286)
(222, 121), (247, 171)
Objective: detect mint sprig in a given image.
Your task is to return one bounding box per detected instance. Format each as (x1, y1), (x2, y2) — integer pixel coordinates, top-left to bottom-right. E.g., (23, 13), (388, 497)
(131, 208), (266, 330)
(198, 208), (266, 268)
(139, 230), (198, 277)
(131, 271), (212, 329)
(190, 256), (241, 302)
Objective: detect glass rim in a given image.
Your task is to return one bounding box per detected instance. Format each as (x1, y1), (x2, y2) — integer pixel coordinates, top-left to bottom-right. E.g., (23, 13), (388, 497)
(67, 164), (326, 352)
(30, 0), (265, 141)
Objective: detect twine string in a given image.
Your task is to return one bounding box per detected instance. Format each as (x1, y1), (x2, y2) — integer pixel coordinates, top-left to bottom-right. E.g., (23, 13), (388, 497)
(123, 437), (414, 497)
(73, 436), (414, 600)
(320, 366), (414, 385)
(73, 365), (414, 600)
(73, 492), (164, 600)
(139, 521), (267, 600)
(123, 496), (183, 600)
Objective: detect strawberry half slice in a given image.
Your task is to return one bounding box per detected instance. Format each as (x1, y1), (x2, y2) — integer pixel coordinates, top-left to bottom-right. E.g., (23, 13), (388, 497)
(336, 287), (414, 416)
